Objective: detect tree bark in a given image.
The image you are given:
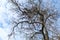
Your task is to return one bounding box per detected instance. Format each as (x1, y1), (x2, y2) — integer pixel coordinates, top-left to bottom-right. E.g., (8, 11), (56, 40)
(41, 14), (49, 40)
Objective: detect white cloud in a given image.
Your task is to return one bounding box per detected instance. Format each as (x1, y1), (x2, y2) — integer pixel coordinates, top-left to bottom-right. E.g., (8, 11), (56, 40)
(0, 28), (9, 40)
(0, 0), (12, 40)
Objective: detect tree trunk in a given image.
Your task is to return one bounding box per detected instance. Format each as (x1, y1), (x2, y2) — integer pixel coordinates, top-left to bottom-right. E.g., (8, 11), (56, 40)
(41, 14), (49, 40)
(44, 27), (49, 40)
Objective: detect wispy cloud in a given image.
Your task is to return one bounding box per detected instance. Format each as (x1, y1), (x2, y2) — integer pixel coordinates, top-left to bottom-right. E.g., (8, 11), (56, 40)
(0, 0), (11, 40)
(0, 28), (9, 40)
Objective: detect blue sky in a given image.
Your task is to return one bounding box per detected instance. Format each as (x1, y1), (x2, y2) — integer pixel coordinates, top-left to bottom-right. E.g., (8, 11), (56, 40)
(0, 0), (60, 40)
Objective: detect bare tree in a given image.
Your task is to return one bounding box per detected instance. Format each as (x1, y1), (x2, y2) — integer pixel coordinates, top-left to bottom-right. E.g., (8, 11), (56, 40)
(8, 0), (59, 40)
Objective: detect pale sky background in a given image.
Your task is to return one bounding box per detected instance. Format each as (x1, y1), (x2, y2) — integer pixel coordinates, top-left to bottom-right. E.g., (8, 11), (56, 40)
(0, 0), (60, 40)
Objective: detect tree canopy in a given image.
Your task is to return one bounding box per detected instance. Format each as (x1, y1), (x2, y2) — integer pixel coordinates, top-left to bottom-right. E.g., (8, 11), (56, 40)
(8, 0), (59, 40)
